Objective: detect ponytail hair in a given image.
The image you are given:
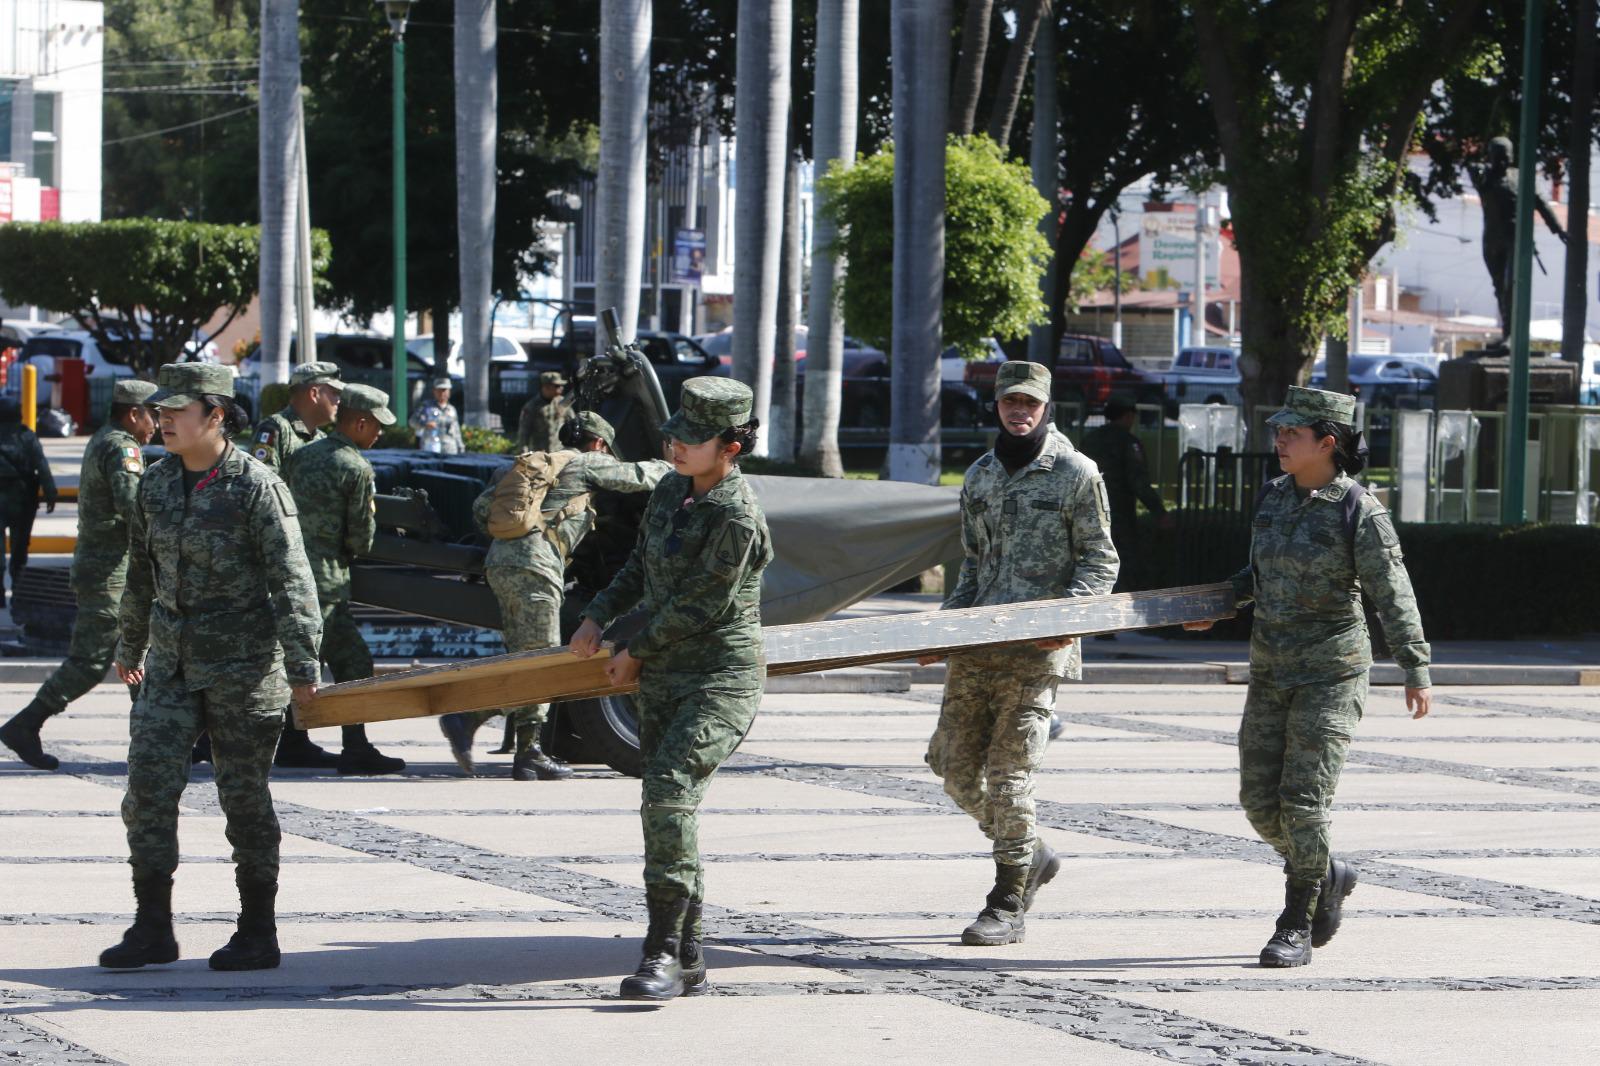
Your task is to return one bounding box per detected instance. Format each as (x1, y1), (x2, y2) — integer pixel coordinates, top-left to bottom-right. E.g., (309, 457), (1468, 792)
(200, 394), (251, 436)
(719, 418), (761, 462)
(1311, 419), (1367, 476)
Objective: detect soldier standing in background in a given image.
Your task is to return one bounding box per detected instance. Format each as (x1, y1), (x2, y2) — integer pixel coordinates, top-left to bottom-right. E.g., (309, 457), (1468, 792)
(1, 380), (157, 770)
(921, 361), (1119, 947)
(410, 378), (464, 454)
(1080, 396), (1172, 599)
(516, 371), (570, 453)
(250, 360), (344, 768)
(288, 384), (406, 776)
(0, 395), (58, 606)
(105, 363), (322, 972)
(1187, 386), (1431, 968)
(439, 410), (669, 780)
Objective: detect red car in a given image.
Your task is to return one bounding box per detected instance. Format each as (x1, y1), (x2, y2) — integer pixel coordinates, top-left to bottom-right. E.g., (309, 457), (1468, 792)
(966, 333), (1164, 412)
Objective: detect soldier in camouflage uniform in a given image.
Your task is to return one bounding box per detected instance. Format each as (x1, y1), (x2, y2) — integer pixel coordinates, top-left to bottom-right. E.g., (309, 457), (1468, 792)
(409, 377), (464, 454)
(105, 363), (322, 972)
(516, 370), (571, 453)
(1, 380), (157, 771)
(926, 361), (1119, 947)
(1188, 386), (1431, 968)
(440, 410), (669, 780)
(249, 360), (344, 768)
(570, 377), (772, 1002)
(1079, 395), (1171, 595)
(0, 395), (58, 602)
(288, 384), (406, 776)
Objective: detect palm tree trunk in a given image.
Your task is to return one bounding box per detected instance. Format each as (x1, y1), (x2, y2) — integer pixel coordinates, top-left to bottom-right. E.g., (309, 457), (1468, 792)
(985, 0), (1048, 152)
(1026, 5), (1058, 364)
(1562, 0), (1595, 366)
(733, 0), (793, 456)
(800, 0), (858, 478)
(455, 0), (496, 426)
(889, 0), (950, 485)
(258, 0), (300, 385)
(771, 146), (801, 461)
(949, 0), (992, 137)
(597, 0), (652, 353)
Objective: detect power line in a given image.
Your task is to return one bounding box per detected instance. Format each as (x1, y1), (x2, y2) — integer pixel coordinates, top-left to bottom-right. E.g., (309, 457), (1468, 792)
(102, 102), (259, 147)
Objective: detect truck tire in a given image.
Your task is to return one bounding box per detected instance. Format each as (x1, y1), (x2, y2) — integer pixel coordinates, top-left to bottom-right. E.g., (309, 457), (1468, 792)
(557, 695), (643, 778)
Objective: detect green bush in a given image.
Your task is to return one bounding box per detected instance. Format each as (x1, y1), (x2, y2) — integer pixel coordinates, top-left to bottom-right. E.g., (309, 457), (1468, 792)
(463, 426), (515, 454)
(379, 425), (417, 450)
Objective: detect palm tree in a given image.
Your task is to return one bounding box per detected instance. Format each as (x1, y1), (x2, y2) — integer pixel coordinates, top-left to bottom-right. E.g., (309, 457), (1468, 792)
(986, 0), (1049, 151)
(1562, 0), (1595, 368)
(258, 0), (300, 386)
(949, 0), (992, 137)
(771, 145), (802, 461)
(732, 0), (792, 456)
(455, 0), (496, 427)
(801, 0), (859, 477)
(889, 0), (950, 485)
(597, 0), (652, 353)
(1026, 5), (1058, 365)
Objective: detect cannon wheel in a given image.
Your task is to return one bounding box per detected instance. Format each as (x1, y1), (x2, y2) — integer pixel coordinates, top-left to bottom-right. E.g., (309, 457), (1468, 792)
(549, 695), (643, 778)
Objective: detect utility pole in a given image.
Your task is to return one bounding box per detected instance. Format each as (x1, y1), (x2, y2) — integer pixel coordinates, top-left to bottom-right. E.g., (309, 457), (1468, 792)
(1503, 0), (1544, 524)
(380, 0), (414, 426)
(1193, 192), (1208, 346)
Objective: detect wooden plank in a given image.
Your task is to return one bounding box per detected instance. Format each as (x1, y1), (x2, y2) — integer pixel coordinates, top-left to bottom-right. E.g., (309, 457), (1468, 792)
(297, 582), (1235, 729)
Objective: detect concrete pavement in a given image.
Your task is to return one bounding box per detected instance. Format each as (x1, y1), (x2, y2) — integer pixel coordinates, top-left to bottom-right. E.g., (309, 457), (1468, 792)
(4, 680), (1599, 1065)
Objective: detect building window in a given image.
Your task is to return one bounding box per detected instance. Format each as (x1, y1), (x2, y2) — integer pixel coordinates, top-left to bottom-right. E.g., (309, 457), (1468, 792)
(0, 82), (14, 163)
(32, 91), (57, 187)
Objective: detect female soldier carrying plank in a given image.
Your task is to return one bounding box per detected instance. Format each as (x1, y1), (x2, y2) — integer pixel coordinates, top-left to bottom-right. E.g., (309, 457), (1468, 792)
(1188, 385), (1431, 968)
(105, 362), (323, 972)
(570, 377), (772, 1003)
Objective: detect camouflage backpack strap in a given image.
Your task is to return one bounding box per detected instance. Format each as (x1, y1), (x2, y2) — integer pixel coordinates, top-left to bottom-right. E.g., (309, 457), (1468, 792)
(486, 449), (580, 540)
(1340, 480), (1369, 542)
(537, 457), (593, 558)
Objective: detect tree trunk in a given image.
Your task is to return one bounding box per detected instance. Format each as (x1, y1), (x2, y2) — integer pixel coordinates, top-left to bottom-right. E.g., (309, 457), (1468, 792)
(801, 0), (858, 478)
(1025, 6), (1057, 365)
(1562, 0), (1595, 366)
(258, 0), (300, 386)
(1047, 194), (1113, 358)
(984, 0), (1048, 151)
(890, 0), (950, 485)
(733, 0), (793, 456)
(454, 0), (496, 427)
(1235, 248), (1317, 423)
(949, 0), (992, 137)
(431, 306), (452, 379)
(771, 148), (802, 462)
(597, 0), (652, 352)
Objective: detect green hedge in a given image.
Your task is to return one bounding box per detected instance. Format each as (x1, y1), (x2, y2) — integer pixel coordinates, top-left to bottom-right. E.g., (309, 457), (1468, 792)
(1132, 516), (1600, 641)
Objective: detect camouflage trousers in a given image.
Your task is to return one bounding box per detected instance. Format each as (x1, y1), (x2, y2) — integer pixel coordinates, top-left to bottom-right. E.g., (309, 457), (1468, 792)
(926, 647), (1060, 867)
(123, 675), (285, 885)
(320, 599), (374, 683)
(1238, 672), (1367, 888)
(34, 580), (131, 715)
(465, 566), (562, 754)
(637, 665), (761, 902)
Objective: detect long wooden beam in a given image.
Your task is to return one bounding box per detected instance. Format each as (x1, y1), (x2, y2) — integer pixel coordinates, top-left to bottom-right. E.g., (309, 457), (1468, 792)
(295, 582), (1235, 729)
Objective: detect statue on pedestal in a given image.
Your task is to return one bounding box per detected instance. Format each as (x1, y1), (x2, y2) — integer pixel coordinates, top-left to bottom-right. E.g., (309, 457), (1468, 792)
(1476, 136), (1568, 349)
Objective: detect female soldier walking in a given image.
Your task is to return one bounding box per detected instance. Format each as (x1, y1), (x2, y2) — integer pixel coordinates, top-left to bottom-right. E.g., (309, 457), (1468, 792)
(569, 377), (771, 1002)
(104, 363), (323, 972)
(1188, 386), (1430, 968)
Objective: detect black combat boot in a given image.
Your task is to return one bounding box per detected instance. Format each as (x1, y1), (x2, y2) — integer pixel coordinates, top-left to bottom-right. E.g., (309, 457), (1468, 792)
(338, 725), (405, 776)
(680, 900), (708, 995)
(438, 713), (481, 774)
(620, 894), (690, 1001)
(274, 727), (339, 769)
(0, 699), (60, 771)
(512, 744), (573, 781)
(1259, 879), (1319, 968)
(962, 862), (1029, 946)
(1312, 858), (1358, 948)
(1022, 840), (1061, 913)
(99, 875), (180, 969)
(209, 880), (282, 971)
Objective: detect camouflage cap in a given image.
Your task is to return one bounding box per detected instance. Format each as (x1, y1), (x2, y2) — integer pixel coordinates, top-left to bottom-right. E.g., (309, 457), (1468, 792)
(660, 377), (753, 444)
(1266, 385), (1356, 428)
(995, 360), (1052, 403)
(113, 379), (160, 406)
(575, 409), (615, 450)
(539, 370), (568, 387)
(431, 377), (453, 392)
(149, 362), (236, 408)
(340, 383), (397, 426)
(289, 360), (344, 391)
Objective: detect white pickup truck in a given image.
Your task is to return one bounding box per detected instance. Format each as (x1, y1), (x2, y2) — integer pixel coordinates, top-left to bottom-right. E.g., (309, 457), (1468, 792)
(1163, 346), (1243, 412)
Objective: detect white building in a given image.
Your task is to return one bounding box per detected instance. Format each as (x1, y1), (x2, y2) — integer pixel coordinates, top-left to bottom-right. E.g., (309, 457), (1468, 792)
(0, 0), (103, 224)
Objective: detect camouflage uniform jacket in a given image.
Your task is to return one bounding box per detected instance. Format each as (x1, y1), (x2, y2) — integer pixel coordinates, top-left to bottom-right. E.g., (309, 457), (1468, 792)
(72, 422), (145, 588)
(517, 395), (570, 454)
(583, 467), (773, 670)
(250, 407), (321, 475)
(943, 429), (1120, 679)
(116, 445), (323, 689)
(410, 399), (464, 454)
(471, 451), (670, 586)
(288, 430), (376, 603)
(1232, 474), (1431, 689)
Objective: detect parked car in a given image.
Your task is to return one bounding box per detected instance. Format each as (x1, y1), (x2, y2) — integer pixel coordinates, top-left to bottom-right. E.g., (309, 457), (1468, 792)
(509, 328), (723, 417)
(834, 348), (985, 434)
(1310, 354), (1439, 410)
(965, 332), (1165, 413)
(942, 338), (1005, 384)
(239, 333), (454, 414)
(15, 330), (138, 407)
(1, 319), (49, 361)
(1164, 346), (1243, 410)
(408, 333), (531, 377)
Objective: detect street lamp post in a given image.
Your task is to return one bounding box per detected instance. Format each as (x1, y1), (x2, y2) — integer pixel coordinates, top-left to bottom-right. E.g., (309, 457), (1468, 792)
(379, 0), (415, 427)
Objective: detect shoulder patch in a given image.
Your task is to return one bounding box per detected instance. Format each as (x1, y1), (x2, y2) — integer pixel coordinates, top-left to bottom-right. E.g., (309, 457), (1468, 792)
(708, 518), (757, 577)
(122, 458), (144, 474)
(1091, 475), (1111, 525)
(272, 481), (298, 518)
(122, 444), (140, 459)
(1367, 508), (1401, 548)
(256, 427), (277, 445)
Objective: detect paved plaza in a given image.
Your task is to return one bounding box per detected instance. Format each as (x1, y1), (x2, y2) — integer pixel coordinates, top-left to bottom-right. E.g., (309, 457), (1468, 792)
(2, 678), (1598, 1064)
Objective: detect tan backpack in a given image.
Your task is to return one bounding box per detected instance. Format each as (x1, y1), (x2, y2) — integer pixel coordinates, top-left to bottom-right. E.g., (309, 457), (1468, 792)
(486, 450), (588, 546)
